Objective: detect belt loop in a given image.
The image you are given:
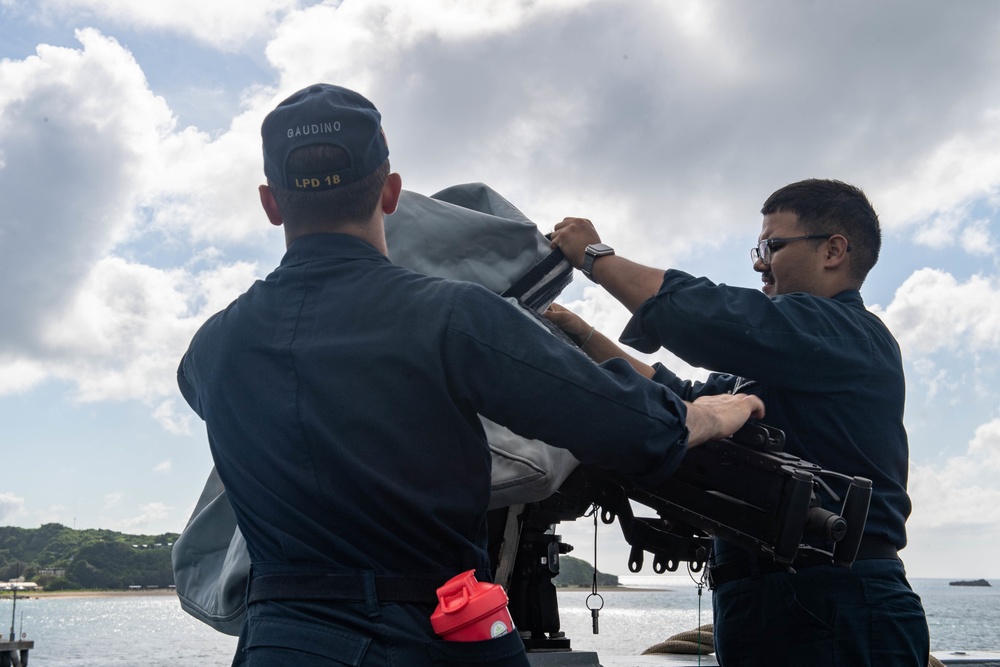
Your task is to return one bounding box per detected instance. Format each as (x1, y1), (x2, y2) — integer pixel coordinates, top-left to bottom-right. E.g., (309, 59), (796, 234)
(244, 563), (254, 605)
(362, 571), (380, 618)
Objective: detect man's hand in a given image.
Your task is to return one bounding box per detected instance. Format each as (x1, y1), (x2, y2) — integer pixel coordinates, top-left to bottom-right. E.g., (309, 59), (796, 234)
(684, 394), (766, 447)
(543, 303), (592, 340)
(549, 218), (663, 313)
(550, 217), (601, 269)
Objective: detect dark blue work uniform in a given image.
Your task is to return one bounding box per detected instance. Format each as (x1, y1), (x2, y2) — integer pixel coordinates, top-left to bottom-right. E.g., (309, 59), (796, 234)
(622, 269), (929, 667)
(178, 234), (693, 667)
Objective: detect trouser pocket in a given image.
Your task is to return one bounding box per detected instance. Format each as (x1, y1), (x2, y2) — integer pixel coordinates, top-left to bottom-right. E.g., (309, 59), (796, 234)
(425, 631), (530, 666)
(245, 615), (370, 666)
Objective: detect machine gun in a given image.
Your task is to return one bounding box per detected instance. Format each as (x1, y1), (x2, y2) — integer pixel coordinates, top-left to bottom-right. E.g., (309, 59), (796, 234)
(489, 422), (873, 651)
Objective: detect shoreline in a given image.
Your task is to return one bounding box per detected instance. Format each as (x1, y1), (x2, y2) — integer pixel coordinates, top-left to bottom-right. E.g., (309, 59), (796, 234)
(2, 589), (178, 599)
(558, 585), (674, 592)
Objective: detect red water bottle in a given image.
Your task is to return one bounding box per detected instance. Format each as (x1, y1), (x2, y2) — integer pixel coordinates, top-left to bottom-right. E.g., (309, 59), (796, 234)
(430, 570), (515, 641)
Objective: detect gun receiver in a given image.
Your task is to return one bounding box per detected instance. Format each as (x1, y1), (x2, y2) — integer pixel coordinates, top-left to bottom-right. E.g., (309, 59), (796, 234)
(608, 422), (873, 569)
(493, 423), (873, 650)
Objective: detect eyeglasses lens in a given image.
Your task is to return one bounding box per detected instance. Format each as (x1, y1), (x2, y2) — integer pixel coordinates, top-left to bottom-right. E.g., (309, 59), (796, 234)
(757, 240), (770, 265)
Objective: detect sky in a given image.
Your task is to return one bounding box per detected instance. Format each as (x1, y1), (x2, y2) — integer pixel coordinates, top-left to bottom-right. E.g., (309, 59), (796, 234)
(1, 0), (999, 580)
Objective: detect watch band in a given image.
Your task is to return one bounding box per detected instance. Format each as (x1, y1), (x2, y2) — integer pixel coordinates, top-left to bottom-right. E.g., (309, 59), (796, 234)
(582, 243), (615, 281)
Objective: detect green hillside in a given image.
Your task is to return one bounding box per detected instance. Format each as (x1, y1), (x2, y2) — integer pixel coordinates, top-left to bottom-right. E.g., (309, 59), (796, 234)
(553, 555), (619, 587)
(0, 523), (179, 590)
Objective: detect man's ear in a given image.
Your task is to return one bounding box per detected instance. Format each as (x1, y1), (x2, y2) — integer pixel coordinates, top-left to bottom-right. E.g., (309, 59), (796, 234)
(823, 234), (850, 268)
(259, 184), (284, 227)
(381, 173), (402, 215)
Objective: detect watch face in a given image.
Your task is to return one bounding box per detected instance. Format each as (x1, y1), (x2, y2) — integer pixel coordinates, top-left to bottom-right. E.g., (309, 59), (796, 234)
(583, 243), (614, 280)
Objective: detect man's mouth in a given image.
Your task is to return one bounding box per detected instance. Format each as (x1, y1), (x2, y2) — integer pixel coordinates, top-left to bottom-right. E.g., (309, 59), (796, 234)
(761, 272), (774, 287)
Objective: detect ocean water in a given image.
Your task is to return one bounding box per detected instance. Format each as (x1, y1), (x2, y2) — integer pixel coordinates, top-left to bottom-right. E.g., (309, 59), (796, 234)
(4, 578), (997, 666)
(4, 594), (239, 666)
(560, 575), (1000, 656)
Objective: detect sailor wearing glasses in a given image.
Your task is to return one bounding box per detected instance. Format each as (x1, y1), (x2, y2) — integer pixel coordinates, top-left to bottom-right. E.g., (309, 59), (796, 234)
(546, 179), (929, 667)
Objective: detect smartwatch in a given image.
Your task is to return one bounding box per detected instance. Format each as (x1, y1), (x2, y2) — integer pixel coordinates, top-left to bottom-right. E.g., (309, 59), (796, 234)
(582, 243), (615, 281)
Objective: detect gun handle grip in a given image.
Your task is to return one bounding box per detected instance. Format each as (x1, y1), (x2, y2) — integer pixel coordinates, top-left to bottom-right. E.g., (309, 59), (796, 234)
(832, 477), (872, 567)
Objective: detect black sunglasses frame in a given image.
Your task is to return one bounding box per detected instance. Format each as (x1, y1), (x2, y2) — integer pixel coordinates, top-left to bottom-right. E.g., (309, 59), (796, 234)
(750, 234), (833, 266)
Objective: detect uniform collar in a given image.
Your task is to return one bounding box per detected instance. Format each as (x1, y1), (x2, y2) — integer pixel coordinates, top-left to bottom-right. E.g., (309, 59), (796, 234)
(281, 233), (386, 267)
(830, 289), (864, 308)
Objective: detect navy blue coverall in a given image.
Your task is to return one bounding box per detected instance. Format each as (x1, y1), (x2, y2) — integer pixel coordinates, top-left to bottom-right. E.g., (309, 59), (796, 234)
(622, 269), (929, 667)
(178, 234), (695, 666)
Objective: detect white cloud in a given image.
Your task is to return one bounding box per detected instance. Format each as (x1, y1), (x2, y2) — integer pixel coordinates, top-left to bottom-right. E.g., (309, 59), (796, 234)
(138, 102), (277, 244)
(262, 0), (758, 260)
(908, 209), (998, 257)
(906, 358), (957, 405)
(878, 108), (1000, 233)
(0, 248), (260, 401)
(104, 501), (171, 532)
(908, 416), (1000, 530)
(153, 399), (194, 435)
(912, 208), (965, 249)
(0, 28), (175, 356)
(968, 417), (1000, 467)
(39, 256), (260, 403)
(873, 269), (1000, 358)
(0, 27), (277, 406)
(0, 492), (26, 522)
(0, 358), (48, 394)
(34, 504), (69, 526)
(255, 1), (1000, 267)
(36, 0), (300, 50)
(960, 218), (996, 256)
(153, 460), (172, 474)
(103, 492), (123, 508)
(265, 0), (601, 92)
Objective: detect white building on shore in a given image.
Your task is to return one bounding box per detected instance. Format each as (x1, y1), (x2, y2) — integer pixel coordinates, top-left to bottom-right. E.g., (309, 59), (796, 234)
(3, 577), (40, 591)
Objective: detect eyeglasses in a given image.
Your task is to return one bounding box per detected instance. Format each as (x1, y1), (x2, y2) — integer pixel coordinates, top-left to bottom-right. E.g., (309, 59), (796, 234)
(750, 234), (832, 266)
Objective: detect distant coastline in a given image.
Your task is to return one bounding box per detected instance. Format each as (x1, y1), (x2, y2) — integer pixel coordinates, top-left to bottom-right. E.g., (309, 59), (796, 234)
(2, 588), (178, 599)
(558, 584), (673, 593)
(7, 578), (991, 599)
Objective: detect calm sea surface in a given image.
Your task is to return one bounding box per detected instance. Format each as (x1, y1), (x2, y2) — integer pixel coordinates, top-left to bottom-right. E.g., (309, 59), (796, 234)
(4, 578), (997, 666)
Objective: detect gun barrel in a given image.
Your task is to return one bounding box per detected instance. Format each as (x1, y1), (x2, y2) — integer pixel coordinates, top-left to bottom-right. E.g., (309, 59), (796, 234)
(805, 506), (848, 542)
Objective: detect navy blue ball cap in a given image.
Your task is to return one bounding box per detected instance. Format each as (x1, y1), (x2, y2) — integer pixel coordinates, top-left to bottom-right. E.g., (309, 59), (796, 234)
(261, 83), (389, 191)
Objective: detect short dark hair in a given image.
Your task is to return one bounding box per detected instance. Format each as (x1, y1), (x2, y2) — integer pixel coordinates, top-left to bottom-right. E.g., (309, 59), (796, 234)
(269, 144), (390, 227)
(761, 179), (881, 283)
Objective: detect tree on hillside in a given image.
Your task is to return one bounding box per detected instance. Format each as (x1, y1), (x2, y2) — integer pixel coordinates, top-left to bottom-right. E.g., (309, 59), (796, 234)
(553, 556), (619, 587)
(0, 550), (26, 580)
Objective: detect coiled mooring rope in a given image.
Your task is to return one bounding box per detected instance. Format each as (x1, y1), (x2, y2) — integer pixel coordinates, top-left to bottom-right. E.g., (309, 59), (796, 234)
(641, 624), (714, 656)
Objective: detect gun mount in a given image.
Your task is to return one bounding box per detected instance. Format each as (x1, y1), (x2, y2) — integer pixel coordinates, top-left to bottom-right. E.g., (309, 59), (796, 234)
(490, 422), (872, 652)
